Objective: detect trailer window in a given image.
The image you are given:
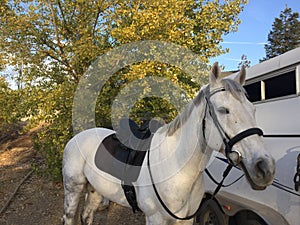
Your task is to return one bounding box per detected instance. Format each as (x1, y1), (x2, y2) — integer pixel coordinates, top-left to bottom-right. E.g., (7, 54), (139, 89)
(244, 82), (261, 102)
(264, 71), (296, 99)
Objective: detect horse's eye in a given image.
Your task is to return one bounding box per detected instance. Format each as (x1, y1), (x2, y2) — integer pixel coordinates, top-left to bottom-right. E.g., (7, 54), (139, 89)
(218, 107), (230, 114)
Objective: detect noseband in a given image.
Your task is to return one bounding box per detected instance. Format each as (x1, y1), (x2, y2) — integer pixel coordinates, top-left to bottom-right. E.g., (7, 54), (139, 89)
(202, 87), (263, 166)
(147, 86), (264, 221)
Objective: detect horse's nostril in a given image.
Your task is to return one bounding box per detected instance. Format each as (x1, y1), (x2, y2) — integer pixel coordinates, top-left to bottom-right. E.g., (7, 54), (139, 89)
(255, 159), (269, 179)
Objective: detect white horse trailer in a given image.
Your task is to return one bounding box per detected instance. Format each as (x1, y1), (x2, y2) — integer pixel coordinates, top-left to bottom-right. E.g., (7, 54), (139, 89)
(195, 47), (300, 225)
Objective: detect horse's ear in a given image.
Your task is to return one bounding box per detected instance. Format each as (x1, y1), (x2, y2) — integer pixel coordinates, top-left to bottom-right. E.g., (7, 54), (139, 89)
(234, 65), (246, 85)
(209, 62), (221, 85)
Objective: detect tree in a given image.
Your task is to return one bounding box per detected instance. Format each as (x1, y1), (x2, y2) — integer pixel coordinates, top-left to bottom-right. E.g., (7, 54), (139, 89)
(238, 54), (251, 69)
(0, 0), (247, 179)
(261, 6), (300, 61)
(1, 0), (113, 178)
(110, 0), (247, 59)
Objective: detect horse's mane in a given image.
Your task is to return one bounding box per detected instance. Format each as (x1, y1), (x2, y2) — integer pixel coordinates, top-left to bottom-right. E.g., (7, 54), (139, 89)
(221, 78), (246, 100)
(161, 79), (246, 136)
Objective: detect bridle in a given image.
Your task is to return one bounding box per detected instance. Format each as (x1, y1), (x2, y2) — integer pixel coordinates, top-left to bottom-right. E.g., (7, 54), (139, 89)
(201, 86), (264, 199)
(147, 86), (264, 221)
(202, 86), (263, 166)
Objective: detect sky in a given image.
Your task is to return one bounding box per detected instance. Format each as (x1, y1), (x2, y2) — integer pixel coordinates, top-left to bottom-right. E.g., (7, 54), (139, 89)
(211, 0), (300, 71)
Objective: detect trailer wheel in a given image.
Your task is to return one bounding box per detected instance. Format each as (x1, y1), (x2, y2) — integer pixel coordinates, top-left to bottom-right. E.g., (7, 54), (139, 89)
(194, 199), (227, 225)
(244, 220), (265, 225)
(231, 211), (267, 225)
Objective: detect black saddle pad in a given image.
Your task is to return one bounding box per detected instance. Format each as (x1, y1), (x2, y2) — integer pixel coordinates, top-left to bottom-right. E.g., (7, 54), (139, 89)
(95, 134), (147, 183)
(94, 119), (163, 183)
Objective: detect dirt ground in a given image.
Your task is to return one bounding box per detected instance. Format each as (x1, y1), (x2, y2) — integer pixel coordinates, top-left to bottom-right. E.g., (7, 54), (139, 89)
(0, 124), (145, 225)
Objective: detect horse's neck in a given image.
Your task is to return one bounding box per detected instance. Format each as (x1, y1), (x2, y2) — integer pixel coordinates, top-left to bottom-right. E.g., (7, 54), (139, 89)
(174, 102), (212, 174)
(153, 102), (212, 183)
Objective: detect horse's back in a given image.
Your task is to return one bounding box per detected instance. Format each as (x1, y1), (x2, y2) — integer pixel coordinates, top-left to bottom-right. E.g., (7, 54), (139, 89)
(62, 127), (114, 179)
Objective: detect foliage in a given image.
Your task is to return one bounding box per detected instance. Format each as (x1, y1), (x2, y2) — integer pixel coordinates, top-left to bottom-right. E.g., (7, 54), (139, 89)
(0, 0), (247, 180)
(32, 81), (74, 179)
(261, 6), (300, 61)
(0, 77), (25, 123)
(110, 0), (246, 60)
(237, 54), (251, 69)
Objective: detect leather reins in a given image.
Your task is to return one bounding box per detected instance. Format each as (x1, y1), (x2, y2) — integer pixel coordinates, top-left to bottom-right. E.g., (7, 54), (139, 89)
(147, 86), (263, 221)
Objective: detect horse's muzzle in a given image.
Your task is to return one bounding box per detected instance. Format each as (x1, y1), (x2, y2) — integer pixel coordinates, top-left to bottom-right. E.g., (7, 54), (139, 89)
(241, 157), (275, 190)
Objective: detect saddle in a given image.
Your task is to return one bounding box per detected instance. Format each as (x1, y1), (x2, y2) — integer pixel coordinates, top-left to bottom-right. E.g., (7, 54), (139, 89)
(114, 118), (152, 150)
(94, 118), (163, 212)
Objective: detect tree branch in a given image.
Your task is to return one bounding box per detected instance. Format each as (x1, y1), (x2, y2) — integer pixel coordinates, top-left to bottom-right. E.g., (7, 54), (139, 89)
(48, 1), (61, 47)
(57, 0), (73, 40)
(93, 9), (101, 37)
(0, 170), (34, 215)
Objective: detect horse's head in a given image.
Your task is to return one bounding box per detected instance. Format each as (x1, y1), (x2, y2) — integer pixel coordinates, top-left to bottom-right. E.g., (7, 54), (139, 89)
(203, 62), (275, 190)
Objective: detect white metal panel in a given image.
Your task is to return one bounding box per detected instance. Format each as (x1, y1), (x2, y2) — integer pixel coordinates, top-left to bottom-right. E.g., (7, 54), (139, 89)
(204, 48), (300, 225)
(227, 47), (300, 81)
(264, 138), (300, 189)
(204, 148), (300, 225)
(255, 97), (300, 135)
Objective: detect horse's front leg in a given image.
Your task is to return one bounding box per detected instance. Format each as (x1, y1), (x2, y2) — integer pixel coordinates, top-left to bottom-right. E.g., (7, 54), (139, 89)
(81, 183), (109, 225)
(172, 219), (194, 225)
(146, 215), (194, 225)
(145, 214), (170, 225)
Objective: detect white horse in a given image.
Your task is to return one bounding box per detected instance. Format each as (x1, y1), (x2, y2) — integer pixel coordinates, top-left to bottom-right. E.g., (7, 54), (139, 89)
(62, 63), (275, 225)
